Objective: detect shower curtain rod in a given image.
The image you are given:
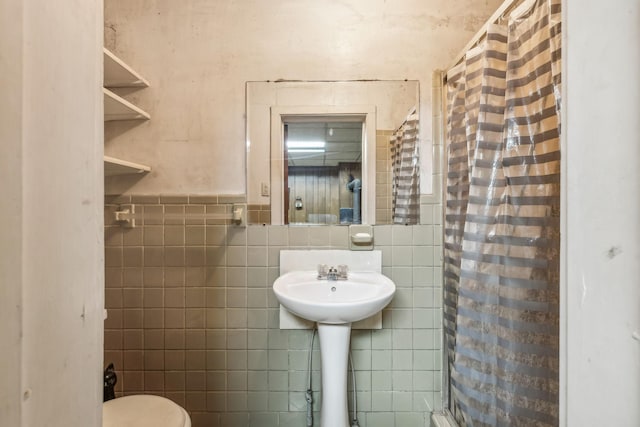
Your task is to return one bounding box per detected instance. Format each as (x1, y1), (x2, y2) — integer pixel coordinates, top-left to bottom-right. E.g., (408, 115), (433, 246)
(392, 106), (418, 134)
(447, 0), (526, 72)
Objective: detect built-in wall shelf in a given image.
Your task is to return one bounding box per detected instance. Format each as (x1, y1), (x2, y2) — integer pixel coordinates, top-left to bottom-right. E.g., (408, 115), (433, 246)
(104, 156), (151, 176)
(103, 48), (152, 178)
(103, 88), (150, 121)
(103, 48), (150, 88)
(103, 48), (150, 121)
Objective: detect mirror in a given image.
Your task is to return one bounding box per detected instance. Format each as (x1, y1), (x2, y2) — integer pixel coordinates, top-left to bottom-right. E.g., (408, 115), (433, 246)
(286, 119), (363, 225)
(246, 80), (419, 225)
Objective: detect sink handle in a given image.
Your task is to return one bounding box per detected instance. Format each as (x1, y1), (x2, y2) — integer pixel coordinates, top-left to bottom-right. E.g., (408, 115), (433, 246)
(337, 265), (349, 279)
(317, 264), (329, 279)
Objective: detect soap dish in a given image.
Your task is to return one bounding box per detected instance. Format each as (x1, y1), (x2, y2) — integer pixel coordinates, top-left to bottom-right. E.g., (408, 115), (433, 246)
(349, 225), (374, 251)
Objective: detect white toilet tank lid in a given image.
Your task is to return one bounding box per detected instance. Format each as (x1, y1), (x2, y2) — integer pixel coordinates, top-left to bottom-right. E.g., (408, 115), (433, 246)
(103, 395), (190, 427)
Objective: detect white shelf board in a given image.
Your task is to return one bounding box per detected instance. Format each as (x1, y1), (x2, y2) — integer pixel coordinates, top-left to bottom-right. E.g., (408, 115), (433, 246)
(104, 156), (151, 176)
(103, 88), (150, 121)
(103, 48), (150, 88)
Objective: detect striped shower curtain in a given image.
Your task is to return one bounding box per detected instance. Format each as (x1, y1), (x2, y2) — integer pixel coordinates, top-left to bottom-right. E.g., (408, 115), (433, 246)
(391, 109), (420, 224)
(443, 61), (468, 377)
(444, 0), (561, 425)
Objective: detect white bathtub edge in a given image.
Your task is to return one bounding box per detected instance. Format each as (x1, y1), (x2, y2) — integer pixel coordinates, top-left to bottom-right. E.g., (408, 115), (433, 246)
(431, 411), (459, 427)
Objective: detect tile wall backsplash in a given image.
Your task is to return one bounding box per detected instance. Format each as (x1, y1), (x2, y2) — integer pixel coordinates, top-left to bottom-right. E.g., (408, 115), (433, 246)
(376, 129), (394, 225)
(104, 194), (443, 427)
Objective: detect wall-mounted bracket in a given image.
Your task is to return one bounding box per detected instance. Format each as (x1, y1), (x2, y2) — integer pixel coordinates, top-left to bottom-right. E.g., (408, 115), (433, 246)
(232, 203), (247, 227)
(114, 204), (136, 228)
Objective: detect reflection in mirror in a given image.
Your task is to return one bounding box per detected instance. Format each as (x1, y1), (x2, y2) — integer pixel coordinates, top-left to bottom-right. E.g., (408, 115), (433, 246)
(245, 80), (420, 225)
(285, 120), (363, 225)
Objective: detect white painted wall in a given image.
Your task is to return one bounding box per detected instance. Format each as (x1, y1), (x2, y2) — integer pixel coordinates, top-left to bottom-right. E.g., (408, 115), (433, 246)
(103, 0), (503, 196)
(0, 0), (24, 425)
(0, 0), (104, 426)
(562, 0), (640, 425)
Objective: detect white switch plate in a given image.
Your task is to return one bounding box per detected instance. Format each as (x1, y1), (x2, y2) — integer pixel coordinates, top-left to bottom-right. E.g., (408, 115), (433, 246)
(261, 182), (270, 196)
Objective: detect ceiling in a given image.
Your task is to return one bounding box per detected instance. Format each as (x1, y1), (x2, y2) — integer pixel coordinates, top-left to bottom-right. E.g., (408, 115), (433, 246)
(286, 121), (362, 167)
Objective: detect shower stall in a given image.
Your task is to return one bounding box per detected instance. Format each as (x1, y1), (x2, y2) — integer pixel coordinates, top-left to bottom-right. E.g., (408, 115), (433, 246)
(441, 0), (561, 425)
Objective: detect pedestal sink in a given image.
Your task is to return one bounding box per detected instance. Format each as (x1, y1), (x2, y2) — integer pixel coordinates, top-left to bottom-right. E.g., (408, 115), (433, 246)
(273, 270), (396, 427)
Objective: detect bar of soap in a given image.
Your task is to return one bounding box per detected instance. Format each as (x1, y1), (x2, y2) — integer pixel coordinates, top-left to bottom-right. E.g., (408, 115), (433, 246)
(352, 233), (372, 243)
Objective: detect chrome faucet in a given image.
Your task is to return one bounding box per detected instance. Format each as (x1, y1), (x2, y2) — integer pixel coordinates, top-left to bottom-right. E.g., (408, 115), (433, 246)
(317, 264), (348, 281)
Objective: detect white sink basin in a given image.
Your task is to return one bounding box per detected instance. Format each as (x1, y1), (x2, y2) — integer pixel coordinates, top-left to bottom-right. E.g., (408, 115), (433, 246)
(273, 270), (396, 324)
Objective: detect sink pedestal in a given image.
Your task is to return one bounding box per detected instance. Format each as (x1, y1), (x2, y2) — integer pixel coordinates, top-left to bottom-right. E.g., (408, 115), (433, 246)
(272, 258), (396, 427)
(317, 322), (352, 427)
